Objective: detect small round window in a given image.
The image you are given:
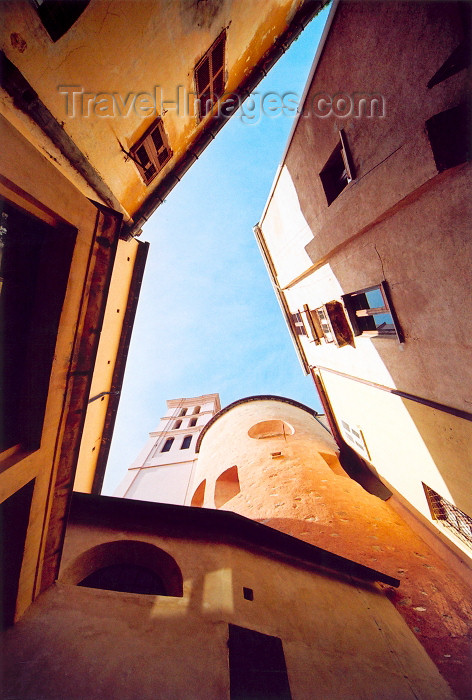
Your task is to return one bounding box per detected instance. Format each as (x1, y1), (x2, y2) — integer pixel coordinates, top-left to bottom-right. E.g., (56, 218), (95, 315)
(248, 420), (294, 439)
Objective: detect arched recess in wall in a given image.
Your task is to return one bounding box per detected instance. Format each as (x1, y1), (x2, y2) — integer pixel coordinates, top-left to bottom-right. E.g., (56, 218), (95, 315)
(214, 466), (240, 508)
(191, 479), (206, 507)
(60, 540), (183, 596)
(248, 420), (294, 439)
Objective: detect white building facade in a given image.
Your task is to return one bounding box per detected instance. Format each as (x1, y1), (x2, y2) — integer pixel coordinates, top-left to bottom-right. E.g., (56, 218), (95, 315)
(113, 394), (220, 504)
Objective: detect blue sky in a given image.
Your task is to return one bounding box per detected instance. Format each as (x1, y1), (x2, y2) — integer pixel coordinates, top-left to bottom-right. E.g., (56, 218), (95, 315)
(102, 7), (330, 495)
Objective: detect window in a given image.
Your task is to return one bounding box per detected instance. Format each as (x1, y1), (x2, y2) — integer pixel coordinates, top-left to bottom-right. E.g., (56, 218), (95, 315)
(130, 118), (172, 185)
(339, 420), (370, 460)
(174, 420), (182, 430)
(181, 435), (192, 450)
(64, 540), (183, 597)
(291, 311), (307, 336)
(315, 306), (334, 343)
(31, 0), (89, 42)
(189, 417), (197, 427)
(342, 282), (403, 341)
(319, 129), (355, 205)
(228, 624), (292, 700)
(215, 466), (240, 508)
(78, 564), (167, 596)
(426, 103), (470, 172)
(248, 420), (294, 439)
(161, 437), (174, 452)
(179, 408), (187, 417)
(0, 198), (76, 452)
(302, 302), (353, 348)
(195, 31), (226, 119)
(423, 484), (472, 548)
(243, 587), (253, 601)
(193, 405), (201, 414)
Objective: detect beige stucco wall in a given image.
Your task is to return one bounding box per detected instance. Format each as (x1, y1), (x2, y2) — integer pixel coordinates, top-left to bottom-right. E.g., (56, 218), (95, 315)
(0, 0), (319, 219)
(1, 520), (456, 700)
(257, 0), (472, 577)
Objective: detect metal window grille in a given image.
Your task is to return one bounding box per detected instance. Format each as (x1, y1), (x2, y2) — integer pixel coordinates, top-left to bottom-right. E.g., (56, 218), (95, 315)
(423, 484), (472, 547)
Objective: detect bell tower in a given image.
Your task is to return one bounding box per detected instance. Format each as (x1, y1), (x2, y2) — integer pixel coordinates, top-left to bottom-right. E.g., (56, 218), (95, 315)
(113, 393), (220, 504)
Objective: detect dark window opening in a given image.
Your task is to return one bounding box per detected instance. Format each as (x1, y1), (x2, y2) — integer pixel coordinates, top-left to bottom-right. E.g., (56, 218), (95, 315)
(426, 102), (470, 172)
(130, 118), (172, 185)
(291, 311), (307, 336)
(31, 0), (90, 42)
(243, 587), (253, 601)
(67, 540), (183, 597)
(179, 408), (187, 417)
(319, 129), (355, 205)
(174, 420), (182, 429)
(161, 437), (174, 452)
(228, 624), (292, 700)
(189, 417), (197, 427)
(181, 435), (192, 450)
(0, 198), (76, 452)
(195, 31), (226, 119)
(342, 282), (403, 341)
(0, 480), (35, 629)
(78, 563), (167, 595)
(193, 405), (201, 414)
(423, 484), (472, 548)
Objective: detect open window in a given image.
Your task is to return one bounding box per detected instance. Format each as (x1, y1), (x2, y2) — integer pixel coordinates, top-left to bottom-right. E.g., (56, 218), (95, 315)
(342, 282), (403, 341)
(423, 484), (472, 548)
(319, 129), (355, 205)
(31, 0), (89, 42)
(299, 301), (353, 348)
(130, 118), (172, 185)
(426, 102), (470, 172)
(195, 31), (226, 119)
(0, 198), (76, 454)
(64, 540), (183, 596)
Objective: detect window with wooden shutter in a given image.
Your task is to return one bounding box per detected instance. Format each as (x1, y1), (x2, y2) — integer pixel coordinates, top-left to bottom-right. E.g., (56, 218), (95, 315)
(195, 31), (226, 119)
(130, 118), (172, 185)
(319, 129), (355, 205)
(291, 311), (307, 336)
